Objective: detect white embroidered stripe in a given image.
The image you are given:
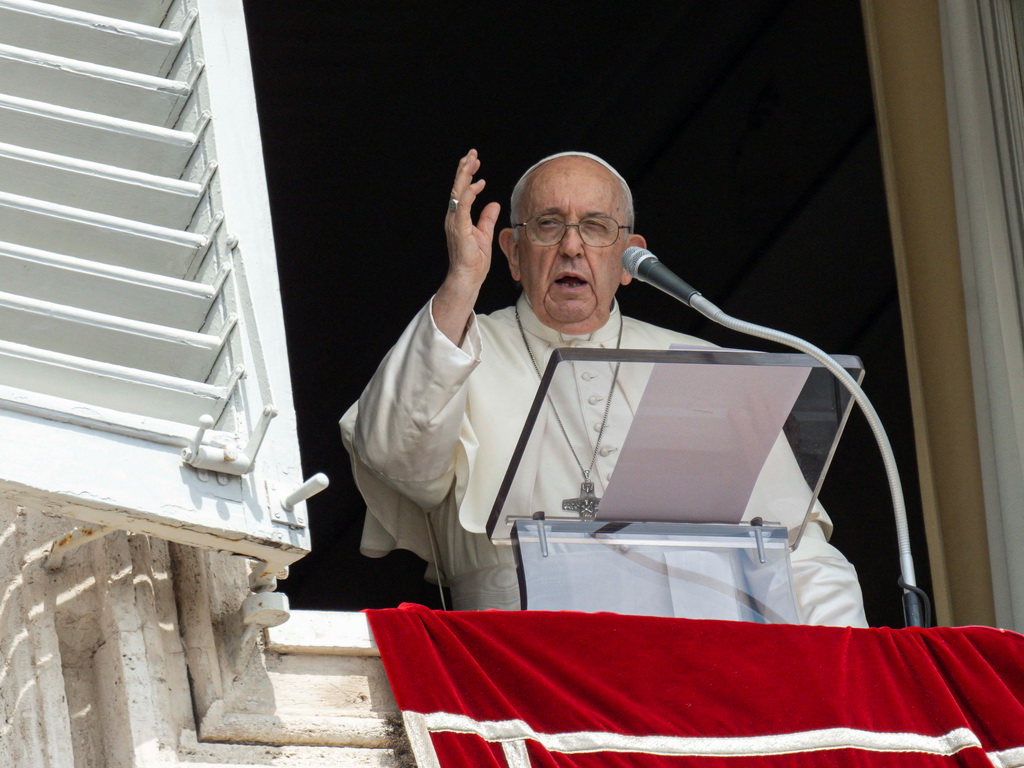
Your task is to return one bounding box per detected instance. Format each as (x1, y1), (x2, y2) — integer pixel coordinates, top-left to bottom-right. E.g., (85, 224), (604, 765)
(989, 746), (1024, 768)
(401, 710), (1014, 763)
(501, 739), (531, 768)
(402, 711), (443, 768)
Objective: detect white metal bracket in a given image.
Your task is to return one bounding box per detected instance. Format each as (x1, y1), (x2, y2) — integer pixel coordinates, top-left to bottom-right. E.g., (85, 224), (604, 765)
(270, 472), (329, 529)
(236, 560), (291, 673)
(181, 404), (277, 476)
(45, 524), (117, 570)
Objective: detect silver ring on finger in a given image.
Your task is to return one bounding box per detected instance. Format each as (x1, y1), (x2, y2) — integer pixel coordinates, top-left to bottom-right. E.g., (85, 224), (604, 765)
(448, 198), (459, 213)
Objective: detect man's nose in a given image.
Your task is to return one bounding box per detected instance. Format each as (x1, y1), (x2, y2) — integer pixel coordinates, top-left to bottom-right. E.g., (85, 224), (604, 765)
(558, 224), (585, 256)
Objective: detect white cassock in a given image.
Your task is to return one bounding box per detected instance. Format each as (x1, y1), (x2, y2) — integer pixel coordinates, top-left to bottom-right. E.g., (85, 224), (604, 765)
(340, 294), (868, 626)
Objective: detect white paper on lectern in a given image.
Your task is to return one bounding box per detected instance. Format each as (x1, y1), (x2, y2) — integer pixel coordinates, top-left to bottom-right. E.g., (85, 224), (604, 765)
(597, 348), (811, 523)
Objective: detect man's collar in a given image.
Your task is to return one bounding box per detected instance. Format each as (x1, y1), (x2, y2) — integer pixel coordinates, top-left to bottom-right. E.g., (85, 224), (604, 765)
(515, 293), (622, 345)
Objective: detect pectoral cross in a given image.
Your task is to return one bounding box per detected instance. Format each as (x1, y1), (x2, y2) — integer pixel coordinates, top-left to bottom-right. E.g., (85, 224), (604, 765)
(563, 478), (600, 521)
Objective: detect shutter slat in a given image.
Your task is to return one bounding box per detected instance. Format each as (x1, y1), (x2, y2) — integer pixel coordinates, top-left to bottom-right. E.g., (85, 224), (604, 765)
(37, 0), (173, 28)
(0, 340), (227, 424)
(0, 0), (182, 75)
(0, 42), (190, 126)
(0, 240), (219, 329)
(0, 290), (230, 379)
(0, 93), (197, 175)
(0, 142), (202, 228)
(0, 190), (206, 276)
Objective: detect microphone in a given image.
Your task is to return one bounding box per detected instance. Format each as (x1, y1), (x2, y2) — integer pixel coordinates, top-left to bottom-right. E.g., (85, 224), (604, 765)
(621, 247), (701, 307)
(621, 244), (928, 627)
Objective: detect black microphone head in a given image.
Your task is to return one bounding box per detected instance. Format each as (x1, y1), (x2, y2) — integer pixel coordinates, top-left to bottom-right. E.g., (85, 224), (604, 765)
(622, 246), (657, 277)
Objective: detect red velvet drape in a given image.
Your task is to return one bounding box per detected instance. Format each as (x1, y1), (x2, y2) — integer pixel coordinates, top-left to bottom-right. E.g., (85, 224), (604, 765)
(366, 604), (1024, 767)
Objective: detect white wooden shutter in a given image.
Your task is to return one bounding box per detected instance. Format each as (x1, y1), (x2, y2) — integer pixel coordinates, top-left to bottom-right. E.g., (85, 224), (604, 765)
(0, 0), (314, 574)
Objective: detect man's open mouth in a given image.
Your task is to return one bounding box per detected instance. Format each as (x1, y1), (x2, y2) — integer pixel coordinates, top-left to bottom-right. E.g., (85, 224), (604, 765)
(556, 276), (587, 287)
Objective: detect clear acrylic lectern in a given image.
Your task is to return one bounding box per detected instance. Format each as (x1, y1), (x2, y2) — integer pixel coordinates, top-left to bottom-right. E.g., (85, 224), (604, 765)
(485, 348), (863, 623)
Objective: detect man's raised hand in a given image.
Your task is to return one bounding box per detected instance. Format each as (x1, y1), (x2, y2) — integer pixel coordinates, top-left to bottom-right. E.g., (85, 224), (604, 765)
(444, 149), (501, 288)
(434, 150), (501, 344)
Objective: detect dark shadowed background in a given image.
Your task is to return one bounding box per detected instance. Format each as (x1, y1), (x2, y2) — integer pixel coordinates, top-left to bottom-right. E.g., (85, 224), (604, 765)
(241, 0), (930, 627)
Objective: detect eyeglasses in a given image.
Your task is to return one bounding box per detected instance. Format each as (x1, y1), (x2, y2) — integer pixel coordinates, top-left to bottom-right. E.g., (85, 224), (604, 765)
(514, 214), (630, 247)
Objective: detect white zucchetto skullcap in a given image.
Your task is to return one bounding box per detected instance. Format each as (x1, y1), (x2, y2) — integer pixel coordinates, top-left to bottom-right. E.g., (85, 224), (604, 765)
(510, 151), (634, 227)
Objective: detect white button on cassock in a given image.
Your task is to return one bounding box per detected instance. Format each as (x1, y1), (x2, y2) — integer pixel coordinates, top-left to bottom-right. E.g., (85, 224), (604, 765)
(588, 394), (603, 405)
(581, 372), (596, 381)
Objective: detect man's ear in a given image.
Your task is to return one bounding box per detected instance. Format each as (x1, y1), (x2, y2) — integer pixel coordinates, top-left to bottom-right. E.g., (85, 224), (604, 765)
(620, 233), (647, 286)
(499, 228), (520, 281)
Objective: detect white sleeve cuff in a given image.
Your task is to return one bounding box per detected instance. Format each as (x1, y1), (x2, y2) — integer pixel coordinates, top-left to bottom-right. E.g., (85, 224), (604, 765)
(427, 294), (482, 362)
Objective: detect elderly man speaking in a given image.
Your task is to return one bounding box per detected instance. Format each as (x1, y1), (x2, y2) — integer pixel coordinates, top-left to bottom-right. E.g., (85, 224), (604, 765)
(341, 149), (867, 626)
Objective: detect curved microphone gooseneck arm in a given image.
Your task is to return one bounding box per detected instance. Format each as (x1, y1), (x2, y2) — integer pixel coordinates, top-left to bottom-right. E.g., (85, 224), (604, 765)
(622, 247), (926, 628)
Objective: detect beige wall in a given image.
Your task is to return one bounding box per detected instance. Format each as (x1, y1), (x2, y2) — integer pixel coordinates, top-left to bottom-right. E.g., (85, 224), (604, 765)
(860, 0), (996, 627)
(0, 500), (396, 766)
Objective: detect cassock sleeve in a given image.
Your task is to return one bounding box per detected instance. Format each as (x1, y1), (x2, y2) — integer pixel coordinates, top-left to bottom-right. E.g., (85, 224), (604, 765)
(340, 298), (480, 561)
(790, 521), (869, 627)
(748, 426), (868, 627)
(748, 434), (867, 627)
